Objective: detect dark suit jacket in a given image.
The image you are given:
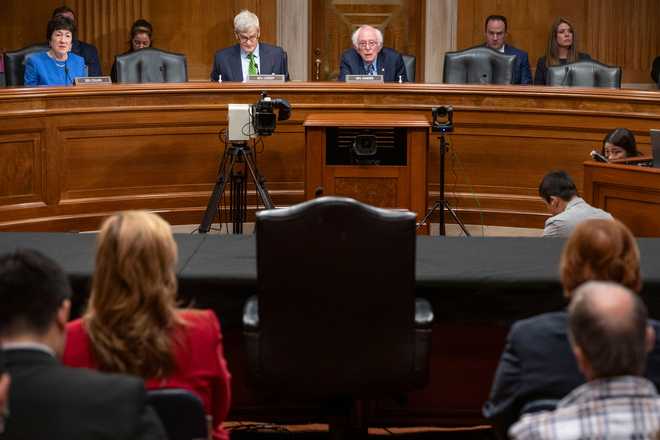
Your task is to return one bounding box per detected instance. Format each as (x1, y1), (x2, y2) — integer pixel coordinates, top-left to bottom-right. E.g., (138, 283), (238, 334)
(338, 47), (407, 83)
(482, 311), (660, 438)
(503, 45), (531, 85)
(652, 55), (660, 84)
(210, 43), (289, 82)
(3, 348), (166, 440)
(72, 39), (102, 76)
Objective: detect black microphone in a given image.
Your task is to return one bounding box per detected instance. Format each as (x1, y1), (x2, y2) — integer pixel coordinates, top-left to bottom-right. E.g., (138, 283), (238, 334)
(255, 63), (260, 74)
(560, 65), (570, 86)
(160, 65), (166, 81)
(64, 59), (71, 85)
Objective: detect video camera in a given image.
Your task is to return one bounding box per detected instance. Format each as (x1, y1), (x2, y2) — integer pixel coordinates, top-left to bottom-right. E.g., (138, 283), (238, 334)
(431, 106), (454, 133)
(227, 92), (291, 141)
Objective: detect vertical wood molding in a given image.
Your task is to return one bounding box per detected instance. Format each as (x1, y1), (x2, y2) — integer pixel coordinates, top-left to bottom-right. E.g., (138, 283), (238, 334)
(277, 0), (309, 81)
(425, 0), (457, 83)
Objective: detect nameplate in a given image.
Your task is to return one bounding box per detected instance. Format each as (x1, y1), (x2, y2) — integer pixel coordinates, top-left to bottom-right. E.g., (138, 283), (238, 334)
(247, 74), (286, 83)
(74, 76), (112, 86)
(345, 74), (384, 83)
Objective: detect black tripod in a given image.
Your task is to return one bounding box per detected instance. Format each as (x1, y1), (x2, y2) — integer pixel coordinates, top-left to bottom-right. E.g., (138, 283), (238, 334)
(417, 123), (470, 236)
(199, 141), (274, 233)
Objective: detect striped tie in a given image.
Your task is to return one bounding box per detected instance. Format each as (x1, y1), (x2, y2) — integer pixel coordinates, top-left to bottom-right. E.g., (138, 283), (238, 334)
(367, 63), (375, 75)
(248, 53), (257, 75)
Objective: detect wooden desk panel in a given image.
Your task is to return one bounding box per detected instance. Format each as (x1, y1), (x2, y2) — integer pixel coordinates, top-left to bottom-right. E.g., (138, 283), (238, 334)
(1, 83), (659, 231)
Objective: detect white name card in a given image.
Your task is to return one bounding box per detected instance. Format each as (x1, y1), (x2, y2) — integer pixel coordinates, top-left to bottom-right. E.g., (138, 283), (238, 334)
(345, 74), (384, 83)
(247, 74), (286, 83)
(74, 76), (112, 85)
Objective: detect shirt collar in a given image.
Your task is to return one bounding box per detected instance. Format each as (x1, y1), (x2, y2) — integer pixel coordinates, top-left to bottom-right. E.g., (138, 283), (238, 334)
(559, 376), (657, 407)
(241, 44), (260, 60)
(2, 341), (56, 358)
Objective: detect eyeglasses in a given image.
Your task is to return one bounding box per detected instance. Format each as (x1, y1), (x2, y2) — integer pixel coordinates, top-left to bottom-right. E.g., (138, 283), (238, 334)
(237, 34), (259, 43)
(358, 40), (379, 49)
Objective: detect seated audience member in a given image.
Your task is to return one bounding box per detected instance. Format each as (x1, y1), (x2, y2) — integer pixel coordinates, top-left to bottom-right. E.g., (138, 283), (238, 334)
(652, 55), (660, 85)
(602, 127), (641, 161)
(210, 10), (289, 82)
(111, 19), (154, 82)
(539, 170), (612, 237)
(534, 17), (591, 85)
(483, 15), (531, 85)
(63, 211), (232, 440)
(338, 25), (407, 82)
(483, 219), (660, 438)
(24, 16), (87, 86)
(510, 281), (660, 439)
(52, 6), (101, 76)
(0, 249), (166, 439)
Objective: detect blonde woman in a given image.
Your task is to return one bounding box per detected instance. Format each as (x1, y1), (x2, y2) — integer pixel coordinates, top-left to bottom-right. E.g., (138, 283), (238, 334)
(63, 211), (231, 440)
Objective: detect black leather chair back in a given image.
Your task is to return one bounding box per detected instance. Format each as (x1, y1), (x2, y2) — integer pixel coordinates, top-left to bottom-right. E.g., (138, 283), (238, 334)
(402, 54), (416, 82)
(3, 43), (49, 86)
(253, 196), (418, 397)
(146, 389), (207, 440)
(443, 46), (516, 84)
(115, 48), (188, 83)
(547, 60), (621, 88)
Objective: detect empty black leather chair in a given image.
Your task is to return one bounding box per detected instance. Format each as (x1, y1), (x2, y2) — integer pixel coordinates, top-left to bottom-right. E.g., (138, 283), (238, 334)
(443, 46), (516, 84)
(243, 196), (433, 438)
(3, 43), (49, 86)
(547, 60), (621, 88)
(146, 389), (207, 440)
(402, 53), (416, 82)
(115, 48), (188, 83)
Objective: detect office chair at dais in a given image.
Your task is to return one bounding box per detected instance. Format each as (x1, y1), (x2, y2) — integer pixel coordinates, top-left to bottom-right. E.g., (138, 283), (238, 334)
(443, 46), (516, 85)
(3, 43), (49, 86)
(146, 389), (208, 440)
(115, 48), (188, 83)
(547, 60), (621, 88)
(401, 54), (416, 82)
(243, 196), (433, 439)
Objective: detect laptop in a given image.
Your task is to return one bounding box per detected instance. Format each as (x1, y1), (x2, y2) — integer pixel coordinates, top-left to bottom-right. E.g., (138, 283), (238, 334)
(652, 129), (660, 168)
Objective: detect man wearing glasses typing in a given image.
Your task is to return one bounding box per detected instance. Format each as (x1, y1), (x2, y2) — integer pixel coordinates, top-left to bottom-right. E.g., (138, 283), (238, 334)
(210, 10), (289, 82)
(338, 25), (408, 82)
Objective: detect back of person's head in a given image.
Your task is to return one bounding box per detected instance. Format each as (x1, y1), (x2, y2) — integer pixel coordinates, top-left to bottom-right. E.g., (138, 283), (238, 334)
(546, 16), (578, 66)
(560, 219), (641, 296)
(46, 15), (76, 41)
(0, 249), (71, 337)
(86, 210), (180, 378)
(602, 128), (639, 157)
(538, 170), (577, 203)
(569, 281), (650, 378)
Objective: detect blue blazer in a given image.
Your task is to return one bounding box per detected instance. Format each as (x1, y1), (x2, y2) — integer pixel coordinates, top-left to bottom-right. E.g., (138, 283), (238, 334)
(338, 47), (407, 83)
(24, 51), (86, 86)
(503, 44), (532, 85)
(210, 43), (289, 82)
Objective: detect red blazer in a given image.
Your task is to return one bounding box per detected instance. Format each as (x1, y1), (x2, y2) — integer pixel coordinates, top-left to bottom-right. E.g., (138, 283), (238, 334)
(63, 309), (232, 440)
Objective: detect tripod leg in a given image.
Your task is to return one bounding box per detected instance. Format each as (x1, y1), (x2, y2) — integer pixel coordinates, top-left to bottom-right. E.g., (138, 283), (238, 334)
(443, 201), (471, 236)
(229, 168), (245, 234)
(242, 149), (275, 209)
(199, 149), (238, 233)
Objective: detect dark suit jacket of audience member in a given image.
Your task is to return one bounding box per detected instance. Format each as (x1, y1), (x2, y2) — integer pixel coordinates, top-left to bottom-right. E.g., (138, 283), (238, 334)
(3, 348), (165, 440)
(501, 44), (532, 85)
(533, 52), (592, 85)
(72, 39), (102, 76)
(482, 311), (660, 438)
(210, 42), (289, 82)
(652, 56), (660, 84)
(338, 47), (408, 82)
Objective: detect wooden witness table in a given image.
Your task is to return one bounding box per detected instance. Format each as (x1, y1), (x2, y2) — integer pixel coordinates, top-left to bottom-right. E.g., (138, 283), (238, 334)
(1, 82), (660, 231)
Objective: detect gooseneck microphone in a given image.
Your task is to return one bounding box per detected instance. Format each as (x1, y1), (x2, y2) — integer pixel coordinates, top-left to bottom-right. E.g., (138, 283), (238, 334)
(560, 65), (570, 86)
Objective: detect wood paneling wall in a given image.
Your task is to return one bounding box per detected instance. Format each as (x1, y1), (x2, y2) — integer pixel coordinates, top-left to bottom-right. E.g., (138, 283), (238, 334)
(458, 0), (660, 84)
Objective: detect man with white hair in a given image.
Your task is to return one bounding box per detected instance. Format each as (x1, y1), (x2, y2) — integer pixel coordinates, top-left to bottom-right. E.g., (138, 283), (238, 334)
(210, 10), (289, 82)
(338, 25), (408, 82)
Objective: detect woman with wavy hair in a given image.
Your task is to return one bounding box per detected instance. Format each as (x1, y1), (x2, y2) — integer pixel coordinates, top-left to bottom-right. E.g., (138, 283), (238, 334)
(534, 17), (592, 85)
(63, 211), (231, 440)
(484, 219), (660, 438)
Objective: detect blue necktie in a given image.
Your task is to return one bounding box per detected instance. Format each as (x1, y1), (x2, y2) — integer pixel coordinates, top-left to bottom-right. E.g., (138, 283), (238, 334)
(367, 63), (375, 75)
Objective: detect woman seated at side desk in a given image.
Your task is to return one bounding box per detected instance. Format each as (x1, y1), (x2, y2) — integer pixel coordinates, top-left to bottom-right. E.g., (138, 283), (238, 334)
(602, 128), (641, 161)
(110, 19), (153, 82)
(534, 17), (591, 85)
(24, 16), (86, 86)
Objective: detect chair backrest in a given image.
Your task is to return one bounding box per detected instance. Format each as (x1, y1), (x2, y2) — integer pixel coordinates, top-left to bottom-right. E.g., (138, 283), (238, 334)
(547, 60), (621, 88)
(3, 43), (49, 86)
(402, 53), (416, 82)
(443, 46), (516, 85)
(146, 389), (207, 440)
(115, 48), (188, 83)
(255, 196), (418, 396)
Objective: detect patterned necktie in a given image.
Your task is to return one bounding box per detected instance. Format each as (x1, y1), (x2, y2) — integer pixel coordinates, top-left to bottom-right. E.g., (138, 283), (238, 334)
(248, 53), (257, 75)
(367, 63), (375, 75)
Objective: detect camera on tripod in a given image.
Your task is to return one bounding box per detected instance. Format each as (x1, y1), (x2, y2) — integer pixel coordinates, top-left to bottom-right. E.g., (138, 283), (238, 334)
(431, 106), (454, 133)
(228, 92), (291, 141)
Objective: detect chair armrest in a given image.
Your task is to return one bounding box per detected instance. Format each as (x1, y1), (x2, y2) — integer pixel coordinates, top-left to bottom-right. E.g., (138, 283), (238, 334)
(414, 298), (434, 328)
(242, 295), (259, 329)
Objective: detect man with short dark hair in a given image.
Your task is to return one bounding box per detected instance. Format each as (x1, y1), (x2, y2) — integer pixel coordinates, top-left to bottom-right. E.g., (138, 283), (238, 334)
(539, 170), (612, 237)
(52, 5), (102, 76)
(0, 249), (166, 440)
(483, 15), (531, 85)
(510, 281), (660, 439)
